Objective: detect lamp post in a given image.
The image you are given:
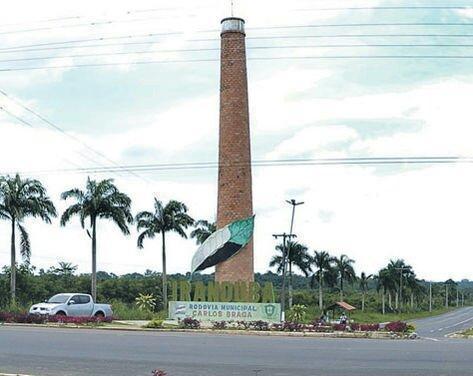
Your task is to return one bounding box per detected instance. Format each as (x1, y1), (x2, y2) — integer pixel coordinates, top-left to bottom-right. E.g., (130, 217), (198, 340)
(286, 199), (304, 308)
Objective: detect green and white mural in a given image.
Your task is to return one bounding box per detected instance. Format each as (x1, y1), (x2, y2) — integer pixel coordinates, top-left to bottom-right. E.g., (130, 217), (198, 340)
(191, 216), (255, 273)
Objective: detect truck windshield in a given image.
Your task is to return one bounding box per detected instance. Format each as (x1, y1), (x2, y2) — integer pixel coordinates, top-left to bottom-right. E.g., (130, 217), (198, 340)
(47, 294), (70, 303)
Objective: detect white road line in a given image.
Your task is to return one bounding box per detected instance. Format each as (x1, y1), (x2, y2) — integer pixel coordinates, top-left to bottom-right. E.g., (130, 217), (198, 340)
(424, 337), (440, 342)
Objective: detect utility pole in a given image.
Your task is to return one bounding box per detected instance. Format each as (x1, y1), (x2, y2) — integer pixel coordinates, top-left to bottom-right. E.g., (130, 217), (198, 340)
(429, 281), (432, 313)
(445, 283), (449, 308)
(273, 232), (296, 322)
(462, 292), (465, 307)
(286, 199), (304, 309)
(396, 267), (409, 311)
(457, 286), (459, 308)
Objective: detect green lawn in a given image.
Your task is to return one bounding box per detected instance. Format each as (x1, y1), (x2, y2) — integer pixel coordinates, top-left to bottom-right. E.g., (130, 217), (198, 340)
(350, 308), (454, 324)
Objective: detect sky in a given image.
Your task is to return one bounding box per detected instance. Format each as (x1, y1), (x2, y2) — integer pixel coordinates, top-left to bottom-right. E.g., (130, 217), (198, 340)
(1, 0), (473, 281)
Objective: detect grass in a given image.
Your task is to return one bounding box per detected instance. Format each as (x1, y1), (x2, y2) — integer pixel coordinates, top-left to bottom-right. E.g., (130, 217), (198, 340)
(461, 328), (473, 336)
(350, 308), (454, 324)
(109, 300), (165, 320)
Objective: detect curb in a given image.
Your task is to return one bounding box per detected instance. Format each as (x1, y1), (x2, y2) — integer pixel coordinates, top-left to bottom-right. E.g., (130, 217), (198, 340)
(2, 323), (404, 339)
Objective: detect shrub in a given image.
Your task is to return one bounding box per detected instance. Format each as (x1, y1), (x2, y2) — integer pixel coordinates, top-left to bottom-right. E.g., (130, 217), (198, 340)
(249, 320), (270, 331)
(282, 321), (305, 332)
(180, 317), (200, 329)
(151, 370), (167, 376)
(135, 293), (157, 312)
(144, 319), (164, 329)
(236, 321), (250, 330)
(351, 323), (380, 332)
(110, 300), (155, 320)
(332, 323), (347, 331)
(287, 304), (307, 324)
(0, 313), (111, 325)
(385, 321), (408, 333)
(212, 321), (228, 330)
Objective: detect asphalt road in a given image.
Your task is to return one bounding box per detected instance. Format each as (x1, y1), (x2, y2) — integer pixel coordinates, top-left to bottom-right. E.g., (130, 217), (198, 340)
(412, 306), (473, 338)
(0, 308), (472, 376)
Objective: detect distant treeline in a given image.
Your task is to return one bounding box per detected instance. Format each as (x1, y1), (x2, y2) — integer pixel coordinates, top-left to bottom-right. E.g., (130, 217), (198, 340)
(1, 263), (472, 312)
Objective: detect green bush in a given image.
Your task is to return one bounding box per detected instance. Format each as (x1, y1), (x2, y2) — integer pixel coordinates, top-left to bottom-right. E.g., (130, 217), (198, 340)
(144, 319), (164, 329)
(287, 304), (307, 324)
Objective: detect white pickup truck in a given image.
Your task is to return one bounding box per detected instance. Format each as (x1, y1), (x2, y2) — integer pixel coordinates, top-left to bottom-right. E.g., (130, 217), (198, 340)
(29, 293), (113, 318)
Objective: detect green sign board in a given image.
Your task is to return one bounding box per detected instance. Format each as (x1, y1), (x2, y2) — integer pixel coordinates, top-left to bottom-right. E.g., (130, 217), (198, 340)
(169, 301), (281, 323)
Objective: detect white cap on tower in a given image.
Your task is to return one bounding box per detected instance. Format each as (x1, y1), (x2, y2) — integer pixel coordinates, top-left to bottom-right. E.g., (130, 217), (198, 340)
(221, 17), (245, 35)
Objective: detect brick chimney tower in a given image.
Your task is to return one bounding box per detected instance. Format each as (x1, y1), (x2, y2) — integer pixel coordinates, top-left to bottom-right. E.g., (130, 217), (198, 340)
(215, 17), (254, 283)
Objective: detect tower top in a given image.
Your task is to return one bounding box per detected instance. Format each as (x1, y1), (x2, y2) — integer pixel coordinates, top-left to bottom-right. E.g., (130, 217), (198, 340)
(221, 17), (245, 35)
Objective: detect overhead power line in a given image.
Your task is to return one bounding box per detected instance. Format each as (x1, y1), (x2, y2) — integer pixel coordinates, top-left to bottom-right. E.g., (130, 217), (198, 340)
(3, 55), (473, 72)
(0, 15), (214, 37)
(294, 6), (473, 11)
(3, 44), (473, 65)
(5, 32), (473, 55)
(2, 157), (472, 177)
(250, 23), (473, 31)
(0, 89), (149, 182)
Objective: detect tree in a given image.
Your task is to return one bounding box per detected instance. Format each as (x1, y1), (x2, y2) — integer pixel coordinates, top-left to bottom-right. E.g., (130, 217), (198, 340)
(136, 198), (194, 310)
(311, 250), (335, 310)
(190, 220), (216, 245)
(60, 178), (132, 301)
(52, 261), (78, 276)
(270, 241), (311, 308)
(359, 272), (373, 312)
(0, 174), (57, 302)
(334, 254), (356, 301)
(445, 279), (456, 308)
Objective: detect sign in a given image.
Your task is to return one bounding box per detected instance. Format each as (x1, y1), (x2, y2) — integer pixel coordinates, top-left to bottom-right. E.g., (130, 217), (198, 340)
(169, 301), (281, 323)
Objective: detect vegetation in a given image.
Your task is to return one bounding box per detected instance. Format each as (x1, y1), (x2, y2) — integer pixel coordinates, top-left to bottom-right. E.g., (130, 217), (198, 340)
(60, 178), (133, 301)
(270, 241), (311, 307)
(190, 220), (216, 245)
(136, 198), (194, 311)
(0, 174), (57, 302)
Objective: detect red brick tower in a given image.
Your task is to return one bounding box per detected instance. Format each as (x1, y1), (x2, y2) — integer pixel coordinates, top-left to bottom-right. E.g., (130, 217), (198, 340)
(215, 17), (254, 283)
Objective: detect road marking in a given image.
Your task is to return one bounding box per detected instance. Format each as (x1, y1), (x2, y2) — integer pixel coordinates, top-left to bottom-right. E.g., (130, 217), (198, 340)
(424, 337), (440, 342)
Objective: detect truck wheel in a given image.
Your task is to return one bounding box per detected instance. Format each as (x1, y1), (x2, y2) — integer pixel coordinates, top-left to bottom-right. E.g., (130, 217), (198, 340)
(56, 311), (66, 317)
(94, 312), (105, 319)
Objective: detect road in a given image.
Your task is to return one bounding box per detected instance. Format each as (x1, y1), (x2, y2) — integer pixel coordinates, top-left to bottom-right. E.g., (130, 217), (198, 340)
(412, 306), (473, 339)
(0, 308), (472, 376)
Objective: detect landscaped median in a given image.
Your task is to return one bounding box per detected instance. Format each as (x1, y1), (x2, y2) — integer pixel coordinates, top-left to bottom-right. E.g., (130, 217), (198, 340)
(0, 312), (417, 339)
(447, 327), (473, 339)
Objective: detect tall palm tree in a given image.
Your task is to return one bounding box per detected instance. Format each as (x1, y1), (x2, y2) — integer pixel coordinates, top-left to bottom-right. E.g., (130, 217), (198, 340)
(136, 198), (194, 310)
(190, 220), (216, 245)
(0, 174), (57, 302)
(270, 241), (311, 308)
(334, 254), (356, 301)
(60, 178), (133, 301)
(311, 250), (335, 310)
(359, 272), (373, 312)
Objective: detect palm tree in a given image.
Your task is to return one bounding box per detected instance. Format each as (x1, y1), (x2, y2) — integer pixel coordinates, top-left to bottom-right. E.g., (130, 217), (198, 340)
(190, 220), (216, 245)
(445, 279), (456, 308)
(334, 254), (356, 301)
(270, 241), (311, 308)
(359, 272), (373, 312)
(0, 174), (57, 302)
(60, 178), (133, 302)
(52, 261), (78, 276)
(311, 250), (335, 310)
(136, 198), (194, 310)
